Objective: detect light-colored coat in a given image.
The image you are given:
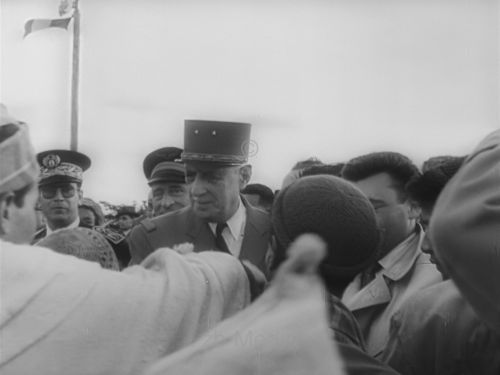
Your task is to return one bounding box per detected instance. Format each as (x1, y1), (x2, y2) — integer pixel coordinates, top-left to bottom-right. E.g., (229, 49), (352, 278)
(0, 240), (252, 375)
(342, 229), (442, 357)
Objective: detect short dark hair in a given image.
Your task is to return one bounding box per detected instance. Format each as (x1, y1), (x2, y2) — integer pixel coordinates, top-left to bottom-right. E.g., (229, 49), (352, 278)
(342, 152), (420, 197)
(242, 183), (274, 205)
(406, 155), (465, 208)
(291, 157), (323, 171)
(300, 163), (345, 178)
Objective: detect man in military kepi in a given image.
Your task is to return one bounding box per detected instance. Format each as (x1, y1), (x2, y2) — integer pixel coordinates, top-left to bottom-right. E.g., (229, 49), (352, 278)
(128, 120), (273, 276)
(33, 149), (91, 242)
(34, 149), (131, 269)
(143, 147), (190, 217)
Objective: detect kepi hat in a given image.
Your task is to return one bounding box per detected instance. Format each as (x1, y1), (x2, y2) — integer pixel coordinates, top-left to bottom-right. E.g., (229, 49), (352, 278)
(143, 147), (185, 185)
(37, 149), (91, 186)
(181, 120), (252, 165)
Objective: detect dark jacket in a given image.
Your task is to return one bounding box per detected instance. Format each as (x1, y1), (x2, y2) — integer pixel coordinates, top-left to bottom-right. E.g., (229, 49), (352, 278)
(33, 223), (131, 269)
(430, 129), (500, 334)
(128, 200), (272, 275)
(382, 280), (500, 375)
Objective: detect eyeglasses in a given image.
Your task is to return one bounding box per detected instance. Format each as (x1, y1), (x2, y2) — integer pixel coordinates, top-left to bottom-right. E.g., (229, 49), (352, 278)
(40, 184), (77, 199)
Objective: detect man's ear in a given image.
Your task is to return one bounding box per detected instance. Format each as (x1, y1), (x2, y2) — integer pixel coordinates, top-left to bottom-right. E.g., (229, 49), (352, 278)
(407, 199), (422, 220)
(239, 164), (252, 189)
(0, 193), (14, 235)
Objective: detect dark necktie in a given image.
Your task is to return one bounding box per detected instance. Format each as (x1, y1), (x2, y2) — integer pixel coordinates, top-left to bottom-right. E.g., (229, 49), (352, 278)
(215, 222), (231, 254)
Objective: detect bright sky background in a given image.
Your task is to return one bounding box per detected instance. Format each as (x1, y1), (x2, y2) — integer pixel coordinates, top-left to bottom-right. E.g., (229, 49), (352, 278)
(1, 0), (499, 205)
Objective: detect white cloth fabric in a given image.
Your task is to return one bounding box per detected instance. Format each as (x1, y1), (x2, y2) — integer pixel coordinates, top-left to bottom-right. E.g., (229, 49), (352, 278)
(208, 198), (246, 257)
(0, 118), (38, 194)
(143, 234), (346, 375)
(0, 239), (251, 375)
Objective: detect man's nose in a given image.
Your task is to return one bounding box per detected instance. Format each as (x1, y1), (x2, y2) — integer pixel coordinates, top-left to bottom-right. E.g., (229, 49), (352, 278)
(190, 175), (207, 197)
(421, 235), (433, 255)
(161, 194), (175, 208)
(53, 188), (64, 200)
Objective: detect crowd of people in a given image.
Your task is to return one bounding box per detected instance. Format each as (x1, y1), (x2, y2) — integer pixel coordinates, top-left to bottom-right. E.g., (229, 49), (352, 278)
(1, 103), (499, 374)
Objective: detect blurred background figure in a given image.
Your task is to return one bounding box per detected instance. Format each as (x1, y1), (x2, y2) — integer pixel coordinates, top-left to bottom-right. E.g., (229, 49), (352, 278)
(34, 203), (46, 231)
(79, 197), (105, 228)
(143, 147), (190, 217)
(280, 157), (323, 189)
(241, 183), (274, 213)
(300, 162), (345, 178)
(115, 205), (140, 235)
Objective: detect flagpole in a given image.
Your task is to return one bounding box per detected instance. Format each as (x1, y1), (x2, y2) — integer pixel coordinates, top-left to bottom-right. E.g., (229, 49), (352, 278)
(70, 0), (80, 151)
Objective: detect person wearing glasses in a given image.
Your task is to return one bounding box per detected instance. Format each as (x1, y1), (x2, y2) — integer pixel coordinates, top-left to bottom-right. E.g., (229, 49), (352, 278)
(32, 150), (133, 269)
(32, 149), (90, 243)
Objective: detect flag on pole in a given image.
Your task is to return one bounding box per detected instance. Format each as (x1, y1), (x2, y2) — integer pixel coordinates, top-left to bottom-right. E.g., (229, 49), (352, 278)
(24, 16), (73, 37)
(59, 0), (71, 16)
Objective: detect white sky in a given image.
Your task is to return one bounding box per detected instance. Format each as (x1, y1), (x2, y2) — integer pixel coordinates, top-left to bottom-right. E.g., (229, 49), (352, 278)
(1, 0), (499, 205)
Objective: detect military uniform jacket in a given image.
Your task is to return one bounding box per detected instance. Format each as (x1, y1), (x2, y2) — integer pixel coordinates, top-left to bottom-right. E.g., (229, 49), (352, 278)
(128, 200), (272, 275)
(33, 224), (131, 269)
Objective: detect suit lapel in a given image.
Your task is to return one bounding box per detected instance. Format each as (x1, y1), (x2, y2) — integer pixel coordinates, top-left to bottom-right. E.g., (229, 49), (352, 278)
(185, 208), (217, 251)
(240, 202), (269, 259)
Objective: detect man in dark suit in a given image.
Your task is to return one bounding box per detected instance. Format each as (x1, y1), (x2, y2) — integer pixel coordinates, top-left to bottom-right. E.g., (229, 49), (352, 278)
(128, 120), (273, 276)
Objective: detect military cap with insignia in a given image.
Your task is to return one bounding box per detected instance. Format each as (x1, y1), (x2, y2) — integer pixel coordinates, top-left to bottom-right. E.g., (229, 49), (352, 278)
(181, 120), (252, 165)
(37, 149), (91, 186)
(143, 147), (185, 185)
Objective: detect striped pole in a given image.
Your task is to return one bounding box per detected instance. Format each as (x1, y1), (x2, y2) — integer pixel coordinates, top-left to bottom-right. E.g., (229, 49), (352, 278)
(70, 0), (80, 151)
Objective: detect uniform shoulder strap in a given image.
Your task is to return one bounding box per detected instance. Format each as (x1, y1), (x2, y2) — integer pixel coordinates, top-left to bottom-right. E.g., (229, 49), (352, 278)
(94, 226), (125, 245)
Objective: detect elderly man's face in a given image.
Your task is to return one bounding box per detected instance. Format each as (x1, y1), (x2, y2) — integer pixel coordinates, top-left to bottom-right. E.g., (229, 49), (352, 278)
(1, 184), (39, 244)
(354, 172), (419, 259)
(186, 163), (250, 223)
(39, 182), (82, 230)
(150, 181), (190, 217)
